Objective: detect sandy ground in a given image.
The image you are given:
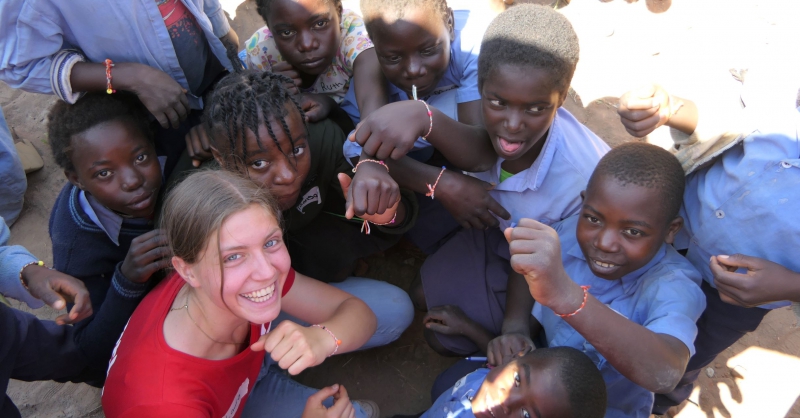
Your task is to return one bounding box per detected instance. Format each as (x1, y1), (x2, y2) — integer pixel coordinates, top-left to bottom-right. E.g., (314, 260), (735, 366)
(3, 0), (800, 417)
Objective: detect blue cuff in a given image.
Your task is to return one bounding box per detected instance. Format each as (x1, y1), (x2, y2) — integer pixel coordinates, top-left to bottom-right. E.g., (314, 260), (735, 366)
(0, 249), (45, 309)
(207, 7), (232, 38)
(111, 263), (149, 300)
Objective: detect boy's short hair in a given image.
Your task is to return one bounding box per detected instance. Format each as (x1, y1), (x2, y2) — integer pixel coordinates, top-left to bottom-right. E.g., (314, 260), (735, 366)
(255, 0), (343, 23)
(360, 0), (449, 33)
(532, 347), (607, 418)
(46, 92), (153, 172)
(588, 142), (686, 223)
(478, 4), (579, 94)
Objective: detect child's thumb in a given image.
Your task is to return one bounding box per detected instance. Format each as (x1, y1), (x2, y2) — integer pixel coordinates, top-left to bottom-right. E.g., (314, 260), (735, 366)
(309, 384), (340, 404)
(503, 227), (513, 243)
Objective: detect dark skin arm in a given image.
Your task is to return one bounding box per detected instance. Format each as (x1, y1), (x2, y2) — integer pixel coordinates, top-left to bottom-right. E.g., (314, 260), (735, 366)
(349, 100), (496, 172)
(352, 49), (389, 121)
(423, 305), (495, 352)
(487, 271), (536, 367)
(506, 219), (690, 393)
(618, 84), (699, 138)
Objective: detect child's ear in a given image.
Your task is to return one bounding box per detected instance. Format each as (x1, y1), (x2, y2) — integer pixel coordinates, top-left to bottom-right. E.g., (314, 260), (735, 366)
(172, 256), (201, 288)
(66, 170), (83, 189)
(445, 8), (455, 40)
(579, 190), (586, 201)
(664, 216), (684, 244)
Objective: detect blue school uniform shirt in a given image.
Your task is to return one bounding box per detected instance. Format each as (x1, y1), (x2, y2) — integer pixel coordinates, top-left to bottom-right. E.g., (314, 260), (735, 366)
(0, 0), (232, 109)
(420, 368), (489, 418)
(470, 108), (610, 231)
(533, 215), (706, 418)
(341, 8), (489, 159)
(678, 106), (800, 310)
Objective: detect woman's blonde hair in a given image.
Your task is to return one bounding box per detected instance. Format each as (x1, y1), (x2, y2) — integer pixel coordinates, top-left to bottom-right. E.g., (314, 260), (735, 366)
(160, 170), (282, 265)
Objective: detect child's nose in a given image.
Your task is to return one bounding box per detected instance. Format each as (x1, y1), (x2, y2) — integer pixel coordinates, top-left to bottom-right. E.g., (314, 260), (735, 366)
(120, 168), (145, 192)
(504, 111), (524, 133)
(271, 159), (297, 186)
(594, 228), (619, 253)
(297, 31), (318, 52)
(404, 57), (426, 80)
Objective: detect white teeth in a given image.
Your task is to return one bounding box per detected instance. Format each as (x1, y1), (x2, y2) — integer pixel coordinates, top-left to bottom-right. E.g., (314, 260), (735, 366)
(594, 260), (616, 268)
(241, 284), (275, 302)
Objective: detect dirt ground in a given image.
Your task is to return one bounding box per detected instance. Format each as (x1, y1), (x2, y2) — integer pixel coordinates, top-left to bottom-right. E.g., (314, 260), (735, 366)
(4, 0), (800, 417)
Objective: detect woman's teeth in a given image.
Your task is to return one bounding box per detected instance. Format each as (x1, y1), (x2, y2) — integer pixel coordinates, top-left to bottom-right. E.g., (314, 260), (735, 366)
(241, 284), (275, 302)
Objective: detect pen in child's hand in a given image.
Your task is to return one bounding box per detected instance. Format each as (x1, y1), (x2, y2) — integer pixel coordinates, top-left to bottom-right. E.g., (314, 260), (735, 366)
(466, 356), (487, 362)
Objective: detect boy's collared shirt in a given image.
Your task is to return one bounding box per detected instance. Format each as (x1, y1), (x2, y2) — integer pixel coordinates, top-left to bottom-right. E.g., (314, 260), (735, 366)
(534, 215), (706, 418)
(470, 108), (610, 231)
(341, 8), (490, 159)
(240, 10), (373, 104)
(678, 106), (800, 310)
(420, 368), (489, 418)
(0, 0), (232, 109)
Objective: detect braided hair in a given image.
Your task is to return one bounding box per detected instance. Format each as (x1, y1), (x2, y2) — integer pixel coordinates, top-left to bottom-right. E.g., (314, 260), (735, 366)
(204, 48), (307, 174)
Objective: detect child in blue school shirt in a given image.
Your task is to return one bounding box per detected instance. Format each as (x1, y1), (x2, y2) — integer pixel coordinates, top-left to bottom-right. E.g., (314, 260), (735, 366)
(397, 347), (606, 418)
(494, 143), (705, 418)
(46, 93), (171, 382)
(400, 5), (608, 356)
(617, 77), (800, 413)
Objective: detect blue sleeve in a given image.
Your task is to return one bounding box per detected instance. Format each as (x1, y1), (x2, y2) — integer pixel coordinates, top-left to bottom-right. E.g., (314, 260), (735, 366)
(639, 264), (706, 356)
(201, 0), (232, 37)
(421, 369), (487, 418)
(452, 10), (486, 104)
(0, 217), (44, 309)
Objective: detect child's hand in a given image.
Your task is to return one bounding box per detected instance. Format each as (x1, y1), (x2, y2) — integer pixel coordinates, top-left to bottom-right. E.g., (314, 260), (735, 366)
(437, 171), (510, 229)
(348, 101), (431, 160)
(711, 254), (800, 307)
(486, 333), (534, 367)
(185, 124), (214, 167)
(301, 384), (355, 418)
(299, 93), (335, 123)
(423, 305), (475, 336)
(338, 172), (400, 225)
(120, 229), (172, 284)
(618, 84), (673, 137)
(504, 219), (578, 312)
(251, 321), (333, 375)
(124, 64), (190, 129)
(21, 265), (93, 325)
(272, 61), (302, 95)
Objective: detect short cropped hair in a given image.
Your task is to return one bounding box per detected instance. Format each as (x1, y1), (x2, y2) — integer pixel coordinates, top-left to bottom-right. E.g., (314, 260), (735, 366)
(46, 92), (153, 172)
(478, 4), (579, 94)
(532, 347), (607, 418)
(360, 0), (449, 34)
(255, 0), (343, 24)
(588, 142), (686, 223)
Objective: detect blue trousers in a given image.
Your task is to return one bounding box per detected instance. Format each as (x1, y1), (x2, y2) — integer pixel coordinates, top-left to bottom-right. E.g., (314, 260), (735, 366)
(241, 277), (414, 417)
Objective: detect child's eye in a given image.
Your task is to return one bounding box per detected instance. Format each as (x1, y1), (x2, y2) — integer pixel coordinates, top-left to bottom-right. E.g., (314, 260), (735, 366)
(488, 99), (503, 107)
(135, 154), (148, 163)
(521, 409), (531, 418)
(314, 20), (328, 28)
(95, 170), (111, 179)
(527, 105), (546, 113)
(225, 253), (242, 262)
(421, 47), (437, 56)
(584, 214), (601, 224)
(514, 371), (520, 387)
(278, 30), (295, 37)
(251, 160), (269, 170)
(624, 228), (644, 237)
(384, 55), (401, 64)
(264, 238), (280, 248)
(292, 146), (305, 156)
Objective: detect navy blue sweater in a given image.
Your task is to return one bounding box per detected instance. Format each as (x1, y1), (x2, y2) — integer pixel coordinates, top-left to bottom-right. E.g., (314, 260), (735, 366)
(48, 184), (150, 377)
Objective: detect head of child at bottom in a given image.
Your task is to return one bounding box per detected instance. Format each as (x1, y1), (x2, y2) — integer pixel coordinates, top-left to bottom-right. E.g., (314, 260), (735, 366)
(477, 4), (580, 170)
(471, 347), (606, 418)
(47, 92), (161, 219)
(359, 0), (453, 98)
(578, 142), (685, 281)
(203, 70), (311, 211)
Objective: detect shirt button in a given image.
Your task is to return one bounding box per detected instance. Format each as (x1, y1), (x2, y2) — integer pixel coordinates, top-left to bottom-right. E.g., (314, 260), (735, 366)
(715, 210), (725, 219)
(781, 161), (792, 169)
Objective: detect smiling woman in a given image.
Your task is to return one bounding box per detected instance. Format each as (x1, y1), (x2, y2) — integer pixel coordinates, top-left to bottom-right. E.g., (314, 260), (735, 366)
(101, 170), (378, 418)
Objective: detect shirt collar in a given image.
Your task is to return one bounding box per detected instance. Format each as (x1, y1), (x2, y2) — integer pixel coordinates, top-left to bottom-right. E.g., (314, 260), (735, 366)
(566, 238), (668, 294)
(78, 190), (124, 246)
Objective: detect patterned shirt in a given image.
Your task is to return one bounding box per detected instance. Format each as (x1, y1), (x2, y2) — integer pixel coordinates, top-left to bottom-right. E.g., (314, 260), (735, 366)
(240, 9), (373, 104)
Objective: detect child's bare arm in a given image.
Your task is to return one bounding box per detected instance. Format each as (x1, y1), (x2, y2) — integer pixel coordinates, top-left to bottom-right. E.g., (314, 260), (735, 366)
(349, 101), (496, 172)
(712, 254), (800, 307)
(384, 157), (511, 230)
(506, 219), (691, 393)
(352, 49), (390, 121)
(423, 305), (495, 352)
(487, 271), (535, 367)
(618, 84), (699, 138)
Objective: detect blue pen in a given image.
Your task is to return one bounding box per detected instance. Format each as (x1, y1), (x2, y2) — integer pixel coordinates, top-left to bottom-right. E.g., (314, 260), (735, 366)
(466, 356), (487, 362)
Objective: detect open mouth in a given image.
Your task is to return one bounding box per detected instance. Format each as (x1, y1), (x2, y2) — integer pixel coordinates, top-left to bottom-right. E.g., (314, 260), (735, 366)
(498, 137), (523, 154)
(590, 257), (623, 276)
(240, 284), (276, 303)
